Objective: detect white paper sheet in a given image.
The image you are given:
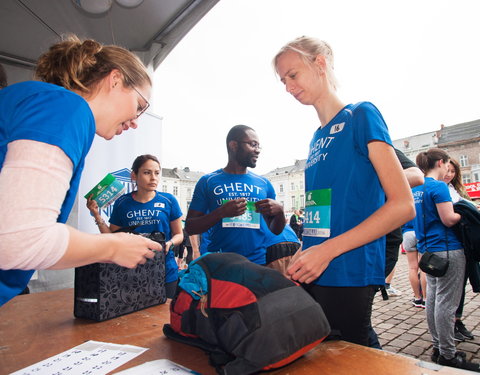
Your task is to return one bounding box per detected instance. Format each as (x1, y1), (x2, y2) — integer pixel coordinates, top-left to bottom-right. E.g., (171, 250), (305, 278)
(11, 340), (148, 375)
(115, 359), (201, 374)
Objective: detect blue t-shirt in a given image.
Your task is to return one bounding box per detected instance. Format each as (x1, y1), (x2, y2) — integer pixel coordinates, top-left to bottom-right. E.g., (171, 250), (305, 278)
(303, 102), (391, 287)
(402, 218), (415, 234)
(412, 177), (462, 253)
(264, 224), (301, 248)
(109, 191), (182, 282)
(0, 81), (95, 306)
(189, 169), (276, 264)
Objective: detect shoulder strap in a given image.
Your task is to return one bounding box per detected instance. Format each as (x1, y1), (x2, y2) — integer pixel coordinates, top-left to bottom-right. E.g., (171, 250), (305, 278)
(422, 184), (449, 257)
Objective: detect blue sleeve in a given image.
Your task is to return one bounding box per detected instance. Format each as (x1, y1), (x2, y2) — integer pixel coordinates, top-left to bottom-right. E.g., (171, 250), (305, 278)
(10, 90), (95, 168)
(432, 181), (452, 204)
(266, 178), (276, 200)
(169, 195), (183, 221)
(353, 102), (392, 157)
(189, 176), (209, 213)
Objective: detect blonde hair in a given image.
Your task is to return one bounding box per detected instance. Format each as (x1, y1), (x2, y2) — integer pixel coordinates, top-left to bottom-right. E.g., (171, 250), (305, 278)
(273, 36), (338, 90)
(35, 35), (151, 93)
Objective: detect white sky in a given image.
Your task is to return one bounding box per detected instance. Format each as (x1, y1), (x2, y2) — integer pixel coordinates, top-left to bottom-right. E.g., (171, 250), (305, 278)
(151, 0), (480, 175)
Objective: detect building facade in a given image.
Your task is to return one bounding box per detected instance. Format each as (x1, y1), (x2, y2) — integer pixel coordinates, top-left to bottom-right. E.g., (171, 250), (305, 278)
(393, 119), (480, 185)
(263, 159), (306, 217)
(161, 167), (204, 215)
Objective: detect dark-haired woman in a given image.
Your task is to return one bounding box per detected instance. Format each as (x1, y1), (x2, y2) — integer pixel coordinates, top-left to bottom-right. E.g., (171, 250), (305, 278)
(443, 158), (479, 342)
(412, 149), (479, 371)
(87, 155), (183, 298)
(0, 35), (160, 306)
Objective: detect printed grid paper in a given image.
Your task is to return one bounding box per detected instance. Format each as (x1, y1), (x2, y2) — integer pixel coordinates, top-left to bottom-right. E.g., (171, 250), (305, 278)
(11, 340), (147, 375)
(115, 359), (201, 374)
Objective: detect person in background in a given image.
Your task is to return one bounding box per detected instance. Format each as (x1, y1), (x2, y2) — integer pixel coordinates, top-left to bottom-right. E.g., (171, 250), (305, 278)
(413, 149), (479, 371)
(383, 149), (424, 299)
(273, 36), (415, 346)
(186, 125), (285, 265)
(87, 154), (183, 298)
(0, 35), (160, 307)
(402, 219), (426, 308)
(175, 226), (201, 269)
(443, 158), (479, 342)
(290, 209), (304, 240)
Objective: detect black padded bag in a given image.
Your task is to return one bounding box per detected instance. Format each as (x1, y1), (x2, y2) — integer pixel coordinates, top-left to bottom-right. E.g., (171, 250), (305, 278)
(74, 231), (166, 321)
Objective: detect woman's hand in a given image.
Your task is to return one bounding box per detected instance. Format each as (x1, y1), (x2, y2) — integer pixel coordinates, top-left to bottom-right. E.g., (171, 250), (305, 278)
(286, 242), (335, 284)
(108, 233), (162, 268)
(86, 195), (100, 216)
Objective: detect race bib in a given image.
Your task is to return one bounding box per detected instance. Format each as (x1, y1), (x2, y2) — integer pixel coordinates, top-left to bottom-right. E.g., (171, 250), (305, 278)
(303, 189), (331, 237)
(222, 200), (260, 229)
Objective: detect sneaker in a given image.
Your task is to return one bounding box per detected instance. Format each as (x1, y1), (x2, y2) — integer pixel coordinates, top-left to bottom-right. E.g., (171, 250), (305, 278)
(438, 353), (480, 372)
(412, 298), (424, 308)
(386, 286), (402, 297)
(454, 328), (466, 342)
(456, 320), (475, 340)
(432, 349), (466, 364)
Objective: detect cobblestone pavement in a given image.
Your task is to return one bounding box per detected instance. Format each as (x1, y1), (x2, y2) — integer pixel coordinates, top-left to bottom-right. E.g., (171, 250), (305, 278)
(372, 252), (480, 363)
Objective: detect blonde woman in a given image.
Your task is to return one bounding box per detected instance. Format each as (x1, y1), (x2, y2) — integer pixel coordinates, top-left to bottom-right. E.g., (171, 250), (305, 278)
(0, 36), (160, 306)
(273, 36), (414, 346)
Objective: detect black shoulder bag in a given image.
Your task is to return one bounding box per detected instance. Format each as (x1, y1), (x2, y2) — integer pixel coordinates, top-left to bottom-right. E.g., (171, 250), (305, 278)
(418, 186), (450, 277)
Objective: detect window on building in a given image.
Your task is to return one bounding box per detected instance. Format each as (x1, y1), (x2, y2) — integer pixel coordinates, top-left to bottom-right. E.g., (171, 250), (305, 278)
(473, 172), (480, 182)
(279, 184), (284, 193)
(187, 188), (192, 198)
(463, 174), (471, 184)
(460, 155), (468, 167)
(291, 182), (295, 191)
(300, 194), (305, 207)
(299, 180), (304, 190)
(291, 196), (296, 208)
(173, 186), (178, 196)
(162, 185), (167, 192)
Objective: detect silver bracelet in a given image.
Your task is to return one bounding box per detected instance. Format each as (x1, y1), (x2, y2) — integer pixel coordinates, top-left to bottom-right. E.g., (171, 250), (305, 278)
(95, 218), (106, 226)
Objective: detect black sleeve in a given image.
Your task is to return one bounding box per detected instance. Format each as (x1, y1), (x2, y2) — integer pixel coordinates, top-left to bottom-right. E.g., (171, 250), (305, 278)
(394, 148), (417, 170)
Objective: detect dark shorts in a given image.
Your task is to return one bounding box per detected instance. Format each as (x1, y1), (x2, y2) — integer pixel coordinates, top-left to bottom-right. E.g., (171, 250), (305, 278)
(304, 284), (377, 347)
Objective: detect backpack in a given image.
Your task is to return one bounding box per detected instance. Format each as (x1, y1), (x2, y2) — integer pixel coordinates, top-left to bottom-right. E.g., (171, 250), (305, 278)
(163, 252), (330, 375)
(453, 200), (480, 261)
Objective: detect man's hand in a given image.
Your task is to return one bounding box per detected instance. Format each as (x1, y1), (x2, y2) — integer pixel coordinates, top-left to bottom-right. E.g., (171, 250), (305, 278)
(220, 198), (247, 218)
(255, 199), (283, 217)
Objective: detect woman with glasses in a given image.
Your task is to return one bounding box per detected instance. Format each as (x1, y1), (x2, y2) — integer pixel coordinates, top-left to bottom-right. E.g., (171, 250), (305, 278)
(87, 154), (183, 298)
(0, 35), (159, 306)
(273, 36), (415, 346)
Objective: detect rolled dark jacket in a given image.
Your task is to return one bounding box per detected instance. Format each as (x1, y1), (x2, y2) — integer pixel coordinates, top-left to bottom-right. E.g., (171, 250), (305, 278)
(453, 200), (480, 291)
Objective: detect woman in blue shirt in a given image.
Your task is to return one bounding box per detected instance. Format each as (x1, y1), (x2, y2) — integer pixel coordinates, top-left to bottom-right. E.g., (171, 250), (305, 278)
(273, 36), (415, 346)
(412, 148), (478, 371)
(88, 155), (183, 298)
(0, 35), (161, 307)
